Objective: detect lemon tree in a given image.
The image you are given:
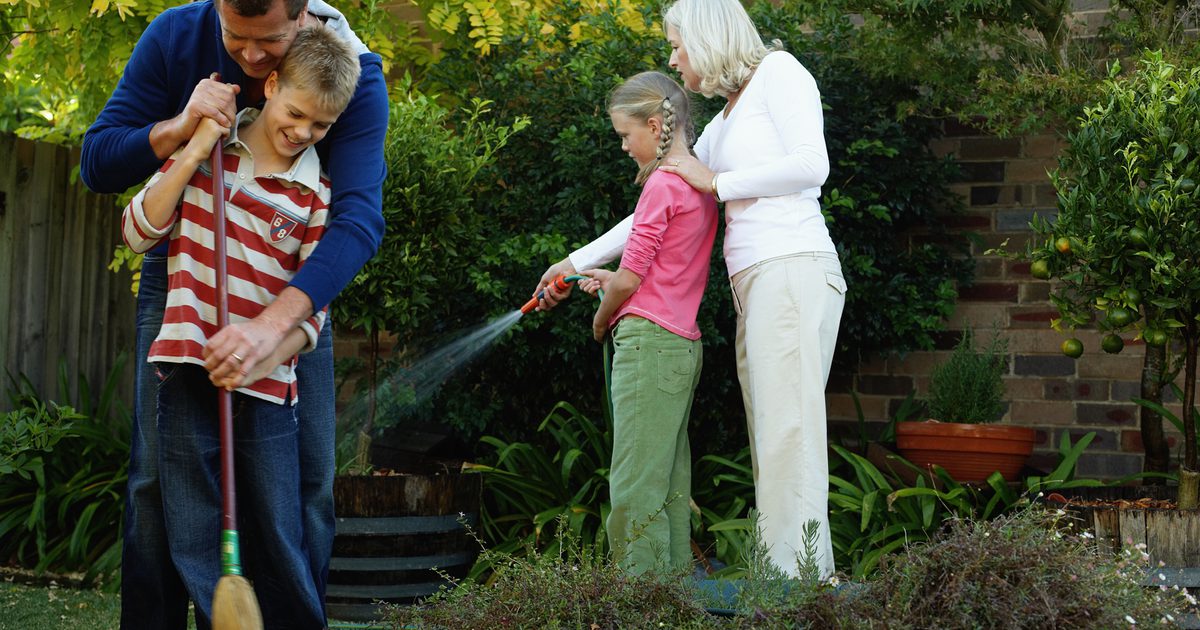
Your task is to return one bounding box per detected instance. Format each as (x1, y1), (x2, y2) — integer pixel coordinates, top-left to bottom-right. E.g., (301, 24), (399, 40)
(1029, 52), (1200, 505)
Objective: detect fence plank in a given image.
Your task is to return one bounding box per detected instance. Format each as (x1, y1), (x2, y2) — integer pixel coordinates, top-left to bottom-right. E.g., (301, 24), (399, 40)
(0, 133), (134, 411)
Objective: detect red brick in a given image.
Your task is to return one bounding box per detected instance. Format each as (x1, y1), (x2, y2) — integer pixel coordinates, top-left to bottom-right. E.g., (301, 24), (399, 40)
(1006, 158), (1057, 183)
(947, 303), (1011, 329)
(1019, 282), (1051, 304)
(1009, 307), (1060, 328)
(888, 351), (945, 376)
(1005, 329), (1068, 353)
(1023, 135), (1064, 159)
(1076, 402), (1138, 425)
(1043, 378), (1110, 401)
(928, 138), (959, 158)
(959, 137), (1022, 160)
(974, 257), (1005, 280)
(1076, 354), (1145, 380)
(1005, 377), (1046, 401)
(958, 282), (1019, 302)
(1121, 430), (1179, 453)
(1011, 400), (1076, 425)
(941, 212), (992, 229)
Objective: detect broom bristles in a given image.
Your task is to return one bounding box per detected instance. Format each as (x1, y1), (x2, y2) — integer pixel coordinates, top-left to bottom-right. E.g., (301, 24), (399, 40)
(212, 574), (263, 630)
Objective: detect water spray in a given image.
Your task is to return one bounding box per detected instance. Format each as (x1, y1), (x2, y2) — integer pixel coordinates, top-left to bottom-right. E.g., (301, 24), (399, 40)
(519, 274), (588, 314)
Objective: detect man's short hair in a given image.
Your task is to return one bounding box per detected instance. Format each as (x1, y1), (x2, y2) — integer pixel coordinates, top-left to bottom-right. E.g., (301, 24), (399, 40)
(221, 0), (307, 20)
(277, 26), (361, 114)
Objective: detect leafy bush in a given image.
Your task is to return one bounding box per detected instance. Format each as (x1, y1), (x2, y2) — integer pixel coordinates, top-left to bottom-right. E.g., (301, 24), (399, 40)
(925, 329), (1009, 424)
(384, 519), (714, 629)
(0, 357), (131, 588)
(464, 402), (611, 578)
(1028, 52), (1200, 504)
(839, 508), (1184, 629)
(410, 0), (969, 448)
(330, 82), (528, 458)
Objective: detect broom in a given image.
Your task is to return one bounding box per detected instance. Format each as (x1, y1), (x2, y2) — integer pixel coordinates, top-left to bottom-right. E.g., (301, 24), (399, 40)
(208, 142), (264, 630)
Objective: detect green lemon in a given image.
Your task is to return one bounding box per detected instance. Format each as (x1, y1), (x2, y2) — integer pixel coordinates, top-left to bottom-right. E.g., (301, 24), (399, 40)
(1106, 307), (1135, 328)
(1145, 329), (1169, 347)
(1030, 259), (1051, 280)
(1123, 287), (1143, 306)
(1181, 178), (1196, 194)
(1101, 334), (1124, 354)
(1062, 338), (1084, 358)
(1129, 227), (1148, 247)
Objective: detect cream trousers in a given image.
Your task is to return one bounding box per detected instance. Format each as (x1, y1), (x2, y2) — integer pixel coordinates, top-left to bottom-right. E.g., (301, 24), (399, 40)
(731, 251), (846, 579)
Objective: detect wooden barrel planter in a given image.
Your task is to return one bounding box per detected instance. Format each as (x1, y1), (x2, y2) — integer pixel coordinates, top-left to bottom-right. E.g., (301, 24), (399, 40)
(1051, 485), (1200, 588)
(327, 461), (482, 622)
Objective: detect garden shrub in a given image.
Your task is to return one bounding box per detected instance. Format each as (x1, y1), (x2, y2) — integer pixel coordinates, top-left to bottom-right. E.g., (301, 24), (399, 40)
(830, 508), (1185, 629)
(385, 517), (714, 629)
(399, 0), (969, 449)
(0, 357), (131, 589)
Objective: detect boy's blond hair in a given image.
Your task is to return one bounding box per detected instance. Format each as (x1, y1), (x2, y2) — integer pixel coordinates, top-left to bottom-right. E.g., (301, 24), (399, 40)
(277, 26), (361, 114)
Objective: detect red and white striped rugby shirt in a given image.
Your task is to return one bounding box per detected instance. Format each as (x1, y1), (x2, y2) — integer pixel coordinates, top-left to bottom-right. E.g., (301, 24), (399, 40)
(122, 108), (329, 405)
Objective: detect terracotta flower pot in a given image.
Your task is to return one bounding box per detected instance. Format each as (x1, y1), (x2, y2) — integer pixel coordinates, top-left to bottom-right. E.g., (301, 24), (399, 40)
(896, 420), (1036, 483)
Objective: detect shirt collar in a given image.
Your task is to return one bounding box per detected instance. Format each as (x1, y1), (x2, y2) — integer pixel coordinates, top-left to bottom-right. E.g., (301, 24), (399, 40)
(225, 107), (323, 193)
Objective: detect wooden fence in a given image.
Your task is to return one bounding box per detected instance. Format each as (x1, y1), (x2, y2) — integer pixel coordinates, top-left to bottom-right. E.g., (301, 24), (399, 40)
(0, 133), (136, 411)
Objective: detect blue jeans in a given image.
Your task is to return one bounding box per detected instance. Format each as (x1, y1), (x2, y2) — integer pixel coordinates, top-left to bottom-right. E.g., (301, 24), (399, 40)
(156, 363), (323, 630)
(121, 254), (336, 628)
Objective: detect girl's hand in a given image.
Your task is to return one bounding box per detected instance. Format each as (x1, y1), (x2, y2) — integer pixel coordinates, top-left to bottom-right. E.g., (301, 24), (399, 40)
(657, 155), (716, 196)
(592, 311), (608, 343)
(579, 269), (613, 296)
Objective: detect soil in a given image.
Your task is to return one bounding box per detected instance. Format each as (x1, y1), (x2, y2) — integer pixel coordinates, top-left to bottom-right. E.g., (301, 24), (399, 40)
(1044, 492), (1177, 510)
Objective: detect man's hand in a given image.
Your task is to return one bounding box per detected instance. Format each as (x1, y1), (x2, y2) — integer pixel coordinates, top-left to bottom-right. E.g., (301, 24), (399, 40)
(534, 257), (577, 311)
(153, 74), (240, 159)
(203, 317), (288, 390)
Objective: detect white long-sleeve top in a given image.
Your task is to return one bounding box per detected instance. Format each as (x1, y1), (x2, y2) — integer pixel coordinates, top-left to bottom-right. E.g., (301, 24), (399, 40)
(570, 50), (834, 276)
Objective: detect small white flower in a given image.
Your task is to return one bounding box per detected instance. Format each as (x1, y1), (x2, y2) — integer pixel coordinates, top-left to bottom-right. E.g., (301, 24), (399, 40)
(1056, 508), (1066, 516)
(1125, 614), (1136, 624)
(1081, 531), (1094, 539)
(1159, 573), (1166, 581)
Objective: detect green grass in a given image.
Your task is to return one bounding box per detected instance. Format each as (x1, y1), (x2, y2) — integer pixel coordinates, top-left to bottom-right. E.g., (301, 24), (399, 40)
(0, 581), (377, 629)
(0, 582), (120, 630)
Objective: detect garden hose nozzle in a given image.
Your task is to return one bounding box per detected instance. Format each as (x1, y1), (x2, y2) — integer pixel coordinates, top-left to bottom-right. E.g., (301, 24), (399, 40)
(520, 274), (586, 314)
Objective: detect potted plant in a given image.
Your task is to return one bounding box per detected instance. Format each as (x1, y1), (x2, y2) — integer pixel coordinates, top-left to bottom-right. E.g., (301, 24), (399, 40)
(323, 85), (527, 620)
(896, 329), (1036, 483)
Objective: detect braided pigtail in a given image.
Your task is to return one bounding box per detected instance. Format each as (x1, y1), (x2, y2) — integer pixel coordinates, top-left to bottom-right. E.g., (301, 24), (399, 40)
(608, 71), (694, 186)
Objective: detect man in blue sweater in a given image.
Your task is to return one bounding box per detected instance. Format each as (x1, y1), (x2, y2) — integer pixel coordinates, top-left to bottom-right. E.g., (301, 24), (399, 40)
(80, 1), (387, 626)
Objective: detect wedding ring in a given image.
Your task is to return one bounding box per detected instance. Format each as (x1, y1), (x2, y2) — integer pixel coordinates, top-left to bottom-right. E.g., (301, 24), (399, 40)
(231, 353), (244, 364)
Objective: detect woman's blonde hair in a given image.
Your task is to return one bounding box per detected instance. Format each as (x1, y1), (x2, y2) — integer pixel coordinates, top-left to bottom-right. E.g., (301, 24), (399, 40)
(663, 0), (779, 98)
(608, 71), (695, 186)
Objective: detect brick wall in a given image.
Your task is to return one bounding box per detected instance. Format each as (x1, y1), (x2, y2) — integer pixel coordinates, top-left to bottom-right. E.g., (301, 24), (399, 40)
(828, 123), (1185, 480)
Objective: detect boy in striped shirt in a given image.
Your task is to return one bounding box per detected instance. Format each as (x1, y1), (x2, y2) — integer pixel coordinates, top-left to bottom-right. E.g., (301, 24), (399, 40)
(120, 26), (359, 629)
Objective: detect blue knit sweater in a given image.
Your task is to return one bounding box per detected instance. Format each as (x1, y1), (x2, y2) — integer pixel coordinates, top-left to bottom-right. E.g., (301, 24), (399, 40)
(81, 0), (388, 310)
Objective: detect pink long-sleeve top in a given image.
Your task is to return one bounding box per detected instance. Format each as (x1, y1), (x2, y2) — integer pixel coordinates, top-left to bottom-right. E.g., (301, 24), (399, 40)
(611, 170), (718, 340)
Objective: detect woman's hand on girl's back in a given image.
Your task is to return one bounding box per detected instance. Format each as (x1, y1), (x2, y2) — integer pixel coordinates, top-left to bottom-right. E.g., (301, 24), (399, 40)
(657, 155), (715, 196)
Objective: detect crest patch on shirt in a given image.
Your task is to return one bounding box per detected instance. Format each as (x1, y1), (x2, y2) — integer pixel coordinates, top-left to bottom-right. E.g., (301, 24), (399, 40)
(269, 212), (299, 242)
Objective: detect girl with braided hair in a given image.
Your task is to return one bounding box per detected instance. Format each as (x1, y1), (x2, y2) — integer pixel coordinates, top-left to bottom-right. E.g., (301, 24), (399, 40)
(538, 0), (844, 580)
(576, 70), (717, 576)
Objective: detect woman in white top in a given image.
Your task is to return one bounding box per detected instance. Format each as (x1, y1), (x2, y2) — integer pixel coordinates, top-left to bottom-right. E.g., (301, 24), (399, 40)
(534, 0), (845, 579)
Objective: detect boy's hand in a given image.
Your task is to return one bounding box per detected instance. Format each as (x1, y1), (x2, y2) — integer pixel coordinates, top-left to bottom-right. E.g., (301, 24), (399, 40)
(592, 311), (608, 343)
(183, 117), (229, 164)
(578, 269), (612, 296)
(533, 257), (576, 311)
